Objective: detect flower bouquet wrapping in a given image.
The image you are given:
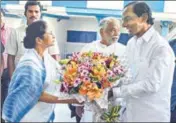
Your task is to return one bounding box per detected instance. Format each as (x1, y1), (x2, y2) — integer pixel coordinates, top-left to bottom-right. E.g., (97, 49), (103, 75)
(56, 51), (129, 121)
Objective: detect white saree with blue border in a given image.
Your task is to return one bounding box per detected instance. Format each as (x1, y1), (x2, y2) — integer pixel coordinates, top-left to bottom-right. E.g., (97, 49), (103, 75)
(2, 49), (60, 122)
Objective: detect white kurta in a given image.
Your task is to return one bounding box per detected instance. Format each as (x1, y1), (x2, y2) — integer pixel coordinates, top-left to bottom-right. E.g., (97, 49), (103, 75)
(113, 26), (175, 122)
(20, 51), (60, 122)
(80, 40), (126, 122)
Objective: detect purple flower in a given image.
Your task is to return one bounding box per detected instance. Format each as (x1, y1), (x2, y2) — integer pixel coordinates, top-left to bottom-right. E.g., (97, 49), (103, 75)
(60, 82), (69, 92)
(107, 70), (114, 77)
(100, 61), (106, 66)
(113, 66), (125, 75)
(73, 78), (82, 87)
(83, 77), (90, 82)
(80, 69), (89, 77)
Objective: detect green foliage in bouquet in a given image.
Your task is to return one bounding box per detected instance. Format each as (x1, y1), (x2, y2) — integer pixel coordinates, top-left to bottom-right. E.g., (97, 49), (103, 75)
(59, 59), (70, 65)
(101, 105), (121, 122)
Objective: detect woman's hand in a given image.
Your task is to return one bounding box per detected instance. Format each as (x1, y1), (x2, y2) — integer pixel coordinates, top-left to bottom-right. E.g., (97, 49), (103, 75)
(39, 91), (85, 104)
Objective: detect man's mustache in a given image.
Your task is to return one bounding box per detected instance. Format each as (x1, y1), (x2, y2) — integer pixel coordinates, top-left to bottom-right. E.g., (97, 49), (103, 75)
(30, 16), (37, 19)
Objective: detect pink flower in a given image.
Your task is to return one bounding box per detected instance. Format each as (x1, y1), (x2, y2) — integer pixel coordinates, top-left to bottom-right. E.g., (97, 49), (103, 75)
(113, 66), (125, 75)
(83, 77), (91, 82)
(107, 70), (114, 77)
(73, 78), (82, 87)
(80, 69), (89, 77)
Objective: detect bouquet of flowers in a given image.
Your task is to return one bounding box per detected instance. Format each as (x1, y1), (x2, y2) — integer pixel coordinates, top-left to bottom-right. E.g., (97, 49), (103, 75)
(57, 51), (127, 101)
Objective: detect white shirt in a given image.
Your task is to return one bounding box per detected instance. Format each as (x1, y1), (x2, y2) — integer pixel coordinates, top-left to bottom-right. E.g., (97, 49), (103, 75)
(5, 24), (60, 66)
(81, 40), (126, 56)
(113, 26), (175, 122)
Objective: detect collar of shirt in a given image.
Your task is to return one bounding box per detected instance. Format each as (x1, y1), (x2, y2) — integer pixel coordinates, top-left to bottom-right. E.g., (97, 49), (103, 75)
(98, 40), (116, 48)
(134, 26), (155, 47)
(134, 26), (155, 43)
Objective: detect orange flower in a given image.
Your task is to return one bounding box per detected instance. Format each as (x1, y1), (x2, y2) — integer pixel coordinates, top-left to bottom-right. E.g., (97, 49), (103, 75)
(79, 86), (88, 95)
(79, 81), (92, 95)
(102, 79), (111, 89)
(63, 75), (73, 86)
(87, 84), (103, 101)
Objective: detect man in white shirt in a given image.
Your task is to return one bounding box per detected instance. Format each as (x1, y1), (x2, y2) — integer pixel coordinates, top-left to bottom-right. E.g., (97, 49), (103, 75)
(108, 2), (175, 122)
(6, 1), (60, 78)
(73, 17), (126, 122)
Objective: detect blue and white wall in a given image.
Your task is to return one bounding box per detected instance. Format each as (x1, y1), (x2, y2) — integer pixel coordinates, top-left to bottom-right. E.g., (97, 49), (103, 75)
(2, 1), (176, 13)
(2, 1), (176, 58)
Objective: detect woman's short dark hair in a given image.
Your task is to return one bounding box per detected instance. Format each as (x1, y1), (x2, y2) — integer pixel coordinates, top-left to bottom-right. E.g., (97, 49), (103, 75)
(24, 1), (42, 16)
(124, 2), (154, 25)
(24, 20), (47, 49)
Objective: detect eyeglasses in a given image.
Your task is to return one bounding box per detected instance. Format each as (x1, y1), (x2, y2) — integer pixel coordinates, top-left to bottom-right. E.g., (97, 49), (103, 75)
(122, 15), (138, 23)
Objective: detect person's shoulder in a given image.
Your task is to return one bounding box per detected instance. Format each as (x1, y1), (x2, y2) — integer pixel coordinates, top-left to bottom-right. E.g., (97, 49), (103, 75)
(115, 42), (126, 48)
(15, 24), (26, 32)
(126, 36), (135, 46)
(83, 40), (98, 47)
(154, 31), (169, 46)
(81, 40), (98, 52)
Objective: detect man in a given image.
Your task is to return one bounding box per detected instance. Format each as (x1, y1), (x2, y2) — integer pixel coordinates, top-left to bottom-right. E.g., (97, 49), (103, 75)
(0, 9), (12, 120)
(108, 2), (175, 122)
(6, 1), (60, 78)
(71, 17), (126, 122)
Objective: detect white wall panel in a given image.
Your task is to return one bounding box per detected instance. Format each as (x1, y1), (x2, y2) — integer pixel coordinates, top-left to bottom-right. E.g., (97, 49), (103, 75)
(164, 1), (176, 13)
(87, 1), (124, 10)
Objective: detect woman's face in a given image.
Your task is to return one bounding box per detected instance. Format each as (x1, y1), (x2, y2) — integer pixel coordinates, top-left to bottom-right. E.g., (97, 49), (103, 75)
(41, 30), (55, 48)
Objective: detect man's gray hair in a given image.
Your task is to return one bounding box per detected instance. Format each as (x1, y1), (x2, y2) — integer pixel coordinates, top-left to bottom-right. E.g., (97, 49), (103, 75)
(98, 17), (121, 31)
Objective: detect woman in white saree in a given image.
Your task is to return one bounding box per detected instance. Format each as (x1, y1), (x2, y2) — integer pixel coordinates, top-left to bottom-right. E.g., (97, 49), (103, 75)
(2, 20), (82, 122)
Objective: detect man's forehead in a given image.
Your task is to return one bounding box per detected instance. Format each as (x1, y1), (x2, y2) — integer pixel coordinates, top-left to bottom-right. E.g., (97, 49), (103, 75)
(27, 5), (40, 11)
(123, 6), (135, 16)
(107, 22), (119, 28)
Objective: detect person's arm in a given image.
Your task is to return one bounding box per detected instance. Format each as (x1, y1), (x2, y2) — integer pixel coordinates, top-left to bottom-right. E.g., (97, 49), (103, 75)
(112, 46), (175, 99)
(7, 54), (16, 78)
(0, 54), (4, 78)
(5, 28), (17, 78)
(0, 41), (5, 77)
(39, 92), (82, 104)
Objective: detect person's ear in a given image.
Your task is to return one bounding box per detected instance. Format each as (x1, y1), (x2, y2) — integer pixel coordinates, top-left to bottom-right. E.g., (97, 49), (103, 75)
(100, 28), (104, 37)
(141, 13), (148, 23)
(36, 37), (42, 45)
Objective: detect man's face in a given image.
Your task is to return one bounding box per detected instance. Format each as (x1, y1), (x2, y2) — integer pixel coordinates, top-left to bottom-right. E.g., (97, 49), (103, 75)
(122, 6), (144, 36)
(101, 22), (120, 45)
(25, 5), (41, 25)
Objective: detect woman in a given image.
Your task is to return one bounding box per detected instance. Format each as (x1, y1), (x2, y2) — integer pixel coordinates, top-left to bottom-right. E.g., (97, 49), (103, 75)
(2, 20), (82, 122)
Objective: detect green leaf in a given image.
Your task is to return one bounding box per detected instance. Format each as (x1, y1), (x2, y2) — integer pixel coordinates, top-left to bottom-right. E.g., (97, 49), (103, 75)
(59, 59), (70, 65)
(53, 80), (61, 84)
